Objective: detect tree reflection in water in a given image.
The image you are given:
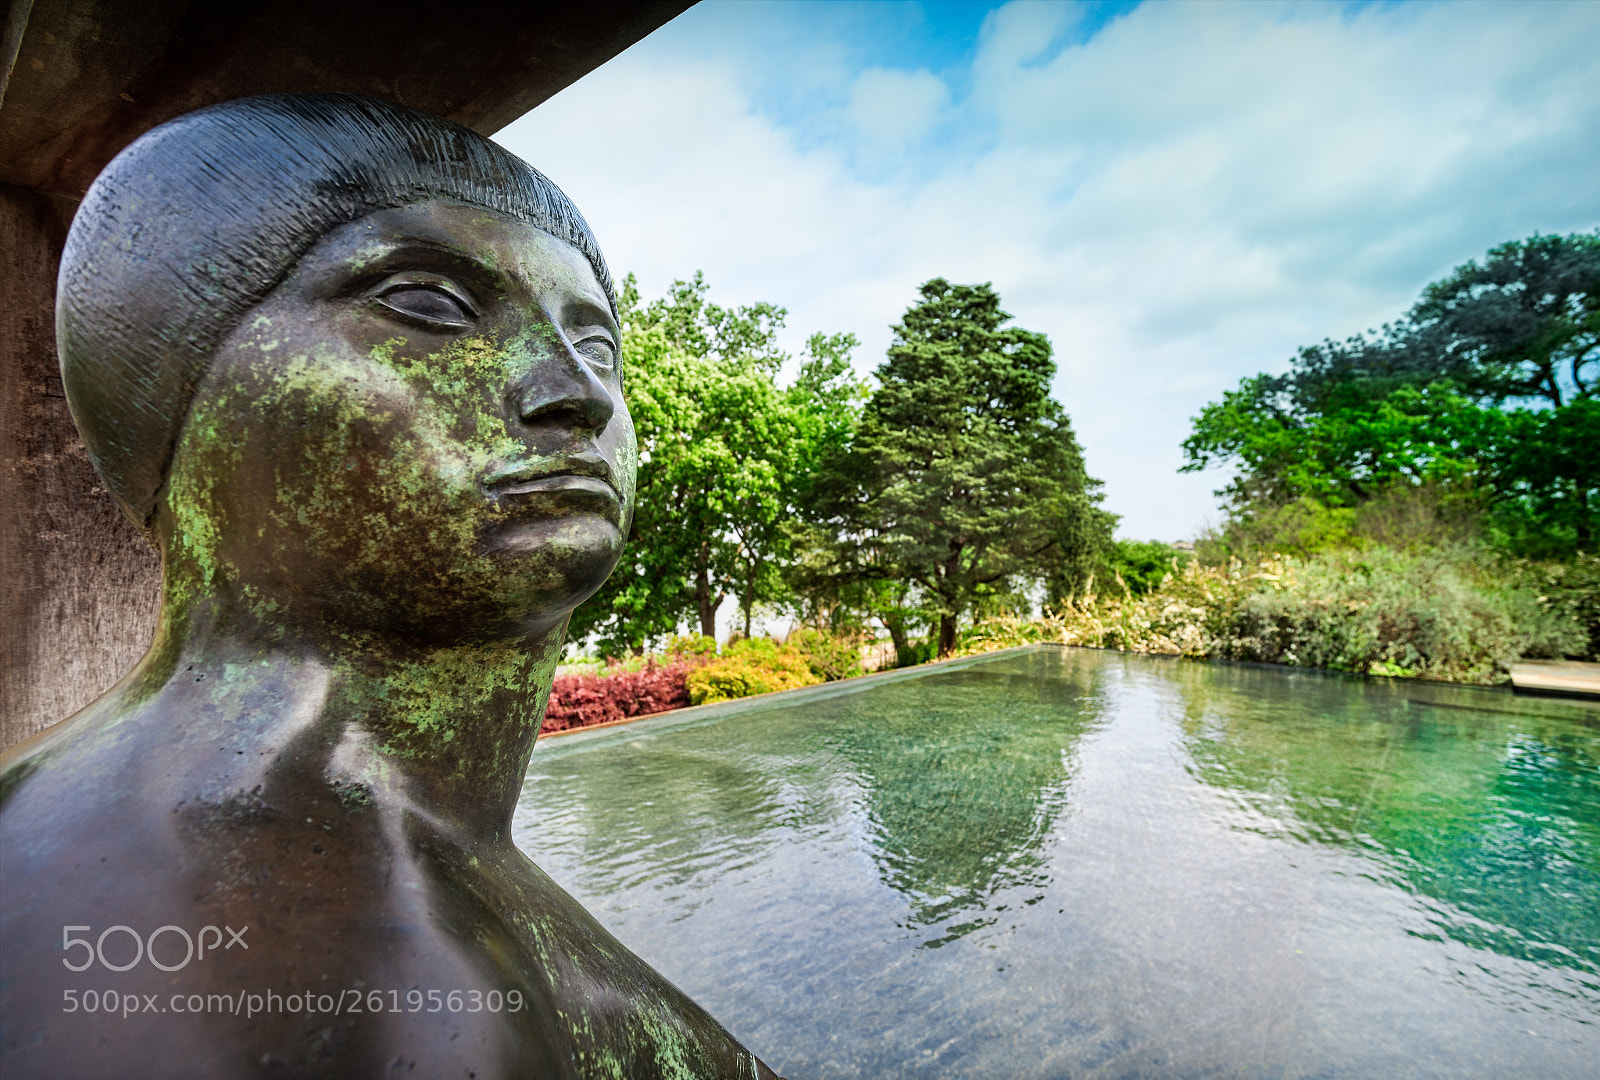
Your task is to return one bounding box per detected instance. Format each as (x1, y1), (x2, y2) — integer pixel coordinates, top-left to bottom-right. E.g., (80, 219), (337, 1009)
(821, 664), (1099, 944)
(1171, 664), (1600, 977)
(519, 655), (1102, 944)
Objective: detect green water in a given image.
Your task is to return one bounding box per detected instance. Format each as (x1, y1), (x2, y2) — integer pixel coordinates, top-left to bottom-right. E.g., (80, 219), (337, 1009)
(513, 646), (1600, 1078)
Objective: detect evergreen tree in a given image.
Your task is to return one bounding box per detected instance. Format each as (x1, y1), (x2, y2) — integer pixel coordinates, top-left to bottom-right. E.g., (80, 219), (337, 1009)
(808, 280), (1113, 656)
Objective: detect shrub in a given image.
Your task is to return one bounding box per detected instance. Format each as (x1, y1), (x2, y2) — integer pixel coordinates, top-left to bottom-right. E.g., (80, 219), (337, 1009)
(1216, 546), (1583, 682)
(545, 630), (868, 730)
(1499, 552), (1600, 661)
(786, 627), (866, 682)
(686, 638), (822, 705)
(663, 634), (719, 661)
(542, 661), (692, 734)
(956, 544), (1589, 684)
(956, 613), (1056, 654)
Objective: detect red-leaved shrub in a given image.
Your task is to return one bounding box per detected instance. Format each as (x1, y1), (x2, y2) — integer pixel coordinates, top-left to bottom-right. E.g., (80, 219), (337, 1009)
(540, 661), (693, 734)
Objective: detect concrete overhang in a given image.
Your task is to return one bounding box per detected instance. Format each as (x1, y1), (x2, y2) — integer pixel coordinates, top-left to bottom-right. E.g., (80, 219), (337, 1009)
(1, 0), (691, 199)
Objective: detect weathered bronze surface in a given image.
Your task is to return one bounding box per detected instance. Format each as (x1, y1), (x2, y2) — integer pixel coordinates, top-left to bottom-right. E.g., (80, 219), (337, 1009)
(0, 94), (777, 1079)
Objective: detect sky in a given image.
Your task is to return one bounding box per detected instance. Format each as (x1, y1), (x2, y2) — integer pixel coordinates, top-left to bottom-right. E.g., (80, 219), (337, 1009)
(496, 0), (1600, 542)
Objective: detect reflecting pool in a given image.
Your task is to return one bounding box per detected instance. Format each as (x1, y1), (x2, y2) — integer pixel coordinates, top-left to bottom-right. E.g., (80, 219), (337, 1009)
(512, 646), (1600, 1078)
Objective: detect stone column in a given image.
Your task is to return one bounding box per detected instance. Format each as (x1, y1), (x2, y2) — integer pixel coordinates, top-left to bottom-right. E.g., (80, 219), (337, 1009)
(1, 183), (160, 749)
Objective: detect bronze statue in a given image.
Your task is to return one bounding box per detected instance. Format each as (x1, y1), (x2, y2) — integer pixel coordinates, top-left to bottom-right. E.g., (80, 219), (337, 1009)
(0, 93), (778, 1079)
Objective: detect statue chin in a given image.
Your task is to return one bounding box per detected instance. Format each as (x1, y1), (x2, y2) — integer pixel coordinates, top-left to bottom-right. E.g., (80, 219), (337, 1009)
(404, 510), (631, 642)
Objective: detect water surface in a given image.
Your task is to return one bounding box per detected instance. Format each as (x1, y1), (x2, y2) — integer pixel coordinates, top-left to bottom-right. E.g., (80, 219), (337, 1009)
(513, 647), (1600, 1078)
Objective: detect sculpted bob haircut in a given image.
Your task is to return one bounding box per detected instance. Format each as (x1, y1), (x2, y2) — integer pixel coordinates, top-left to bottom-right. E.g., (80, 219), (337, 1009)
(57, 92), (615, 532)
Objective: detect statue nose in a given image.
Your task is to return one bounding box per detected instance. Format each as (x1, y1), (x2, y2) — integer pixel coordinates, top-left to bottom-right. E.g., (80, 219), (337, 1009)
(510, 350), (614, 436)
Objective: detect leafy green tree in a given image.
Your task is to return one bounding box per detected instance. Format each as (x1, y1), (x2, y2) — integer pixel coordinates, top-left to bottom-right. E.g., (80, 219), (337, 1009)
(807, 280), (1113, 656)
(571, 276), (866, 654)
(720, 332), (869, 638)
(1182, 377), (1482, 511)
(1104, 539), (1191, 597)
(1470, 398), (1600, 552)
(570, 274), (788, 652)
(629, 273), (795, 639)
(1183, 231), (1600, 557)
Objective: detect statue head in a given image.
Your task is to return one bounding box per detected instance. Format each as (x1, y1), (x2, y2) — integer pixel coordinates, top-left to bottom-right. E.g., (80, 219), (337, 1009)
(57, 93), (637, 644)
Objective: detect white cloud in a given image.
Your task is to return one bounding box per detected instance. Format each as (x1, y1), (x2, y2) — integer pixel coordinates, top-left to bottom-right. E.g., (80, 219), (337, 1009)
(973, 0), (1081, 79)
(496, 0), (1600, 541)
(846, 68), (950, 151)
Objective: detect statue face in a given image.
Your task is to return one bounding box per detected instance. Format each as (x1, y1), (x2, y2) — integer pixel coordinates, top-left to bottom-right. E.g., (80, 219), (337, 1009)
(162, 200), (637, 642)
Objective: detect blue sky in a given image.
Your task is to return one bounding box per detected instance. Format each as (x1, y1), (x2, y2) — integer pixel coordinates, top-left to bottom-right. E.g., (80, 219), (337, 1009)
(497, 0), (1600, 541)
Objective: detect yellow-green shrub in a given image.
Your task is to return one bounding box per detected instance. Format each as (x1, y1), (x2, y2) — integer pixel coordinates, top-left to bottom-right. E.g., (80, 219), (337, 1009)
(685, 638), (823, 705)
(663, 634), (719, 661)
(785, 627), (866, 682)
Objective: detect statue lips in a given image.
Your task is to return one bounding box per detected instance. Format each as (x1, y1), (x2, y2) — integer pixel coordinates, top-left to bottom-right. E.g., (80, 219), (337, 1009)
(483, 454), (623, 526)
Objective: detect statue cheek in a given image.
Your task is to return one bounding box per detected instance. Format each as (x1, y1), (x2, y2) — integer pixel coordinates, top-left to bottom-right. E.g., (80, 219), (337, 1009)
(171, 348), (504, 610)
(613, 428), (640, 508)
(293, 427), (467, 548)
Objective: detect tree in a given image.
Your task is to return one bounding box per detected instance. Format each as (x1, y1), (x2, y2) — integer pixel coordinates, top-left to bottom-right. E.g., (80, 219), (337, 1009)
(1472, 398), (1600, 553)
(1102, 539), (1191, 597)
(1182, 231), (1600, 556)
(569, 274), (789, 653)
(569, 276), (865, 654)
(785, 520), (932, 668)
(806, 280), (1113, 656)
(1238, 232), (1598, 419)
(1409, 232), (1599, 407)
(721, 332), (867, 638)
(1181, 376), (1482, 511)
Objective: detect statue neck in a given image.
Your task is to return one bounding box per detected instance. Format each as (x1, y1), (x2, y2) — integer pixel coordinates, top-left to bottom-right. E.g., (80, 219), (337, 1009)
(133, 594), (564, 841)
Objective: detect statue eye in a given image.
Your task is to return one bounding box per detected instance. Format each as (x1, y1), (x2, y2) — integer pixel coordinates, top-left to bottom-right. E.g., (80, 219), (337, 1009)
(575, 334), (617, 371)
(375, 283), (476, 329)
